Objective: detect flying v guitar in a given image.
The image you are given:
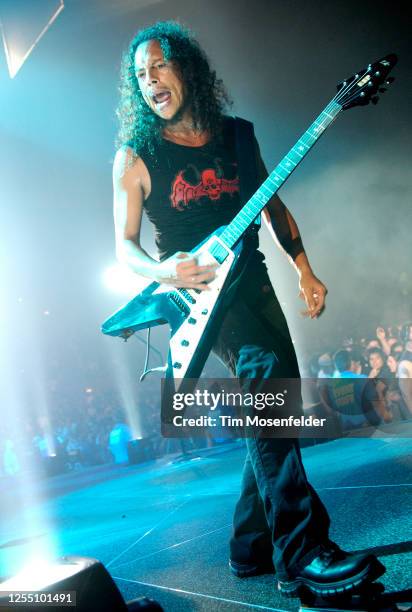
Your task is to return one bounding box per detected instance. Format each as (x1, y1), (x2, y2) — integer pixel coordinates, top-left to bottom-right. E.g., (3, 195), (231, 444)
(102, 54), (397, 392)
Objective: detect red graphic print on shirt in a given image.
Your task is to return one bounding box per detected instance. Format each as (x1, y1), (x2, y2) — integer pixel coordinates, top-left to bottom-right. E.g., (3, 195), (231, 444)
(170, 167), (239, 211)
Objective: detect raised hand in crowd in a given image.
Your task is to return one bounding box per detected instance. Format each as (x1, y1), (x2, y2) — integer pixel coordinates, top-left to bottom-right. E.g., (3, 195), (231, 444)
(376, 326), (391, 356)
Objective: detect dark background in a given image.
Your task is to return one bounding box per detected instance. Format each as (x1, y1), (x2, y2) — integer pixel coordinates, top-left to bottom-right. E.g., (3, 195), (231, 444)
(1, 0), (411, 413)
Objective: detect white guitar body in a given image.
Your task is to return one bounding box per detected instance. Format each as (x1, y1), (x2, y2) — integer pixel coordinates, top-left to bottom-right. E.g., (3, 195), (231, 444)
(164, 236), (236, 383)
(102, 230), (242, 390)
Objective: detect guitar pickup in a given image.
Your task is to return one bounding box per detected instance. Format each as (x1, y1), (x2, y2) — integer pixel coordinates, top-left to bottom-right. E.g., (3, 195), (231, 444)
(169, 291), (191, 315)
(178, 289), (196, 304)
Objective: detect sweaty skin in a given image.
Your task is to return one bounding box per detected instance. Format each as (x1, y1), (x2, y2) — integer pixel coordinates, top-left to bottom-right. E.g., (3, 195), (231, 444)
(113, 39), (327, 317)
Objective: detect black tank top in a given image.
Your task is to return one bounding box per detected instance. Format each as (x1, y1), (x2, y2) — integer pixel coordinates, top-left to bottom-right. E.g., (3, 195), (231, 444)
(139, 125), (250, 261)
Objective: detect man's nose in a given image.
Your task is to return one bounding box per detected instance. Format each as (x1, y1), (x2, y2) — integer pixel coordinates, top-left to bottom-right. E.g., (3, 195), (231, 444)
(147, 67), (158, 83)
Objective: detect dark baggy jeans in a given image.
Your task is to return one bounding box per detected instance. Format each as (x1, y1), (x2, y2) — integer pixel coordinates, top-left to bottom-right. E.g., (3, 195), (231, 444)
(212, 265), (331, 580)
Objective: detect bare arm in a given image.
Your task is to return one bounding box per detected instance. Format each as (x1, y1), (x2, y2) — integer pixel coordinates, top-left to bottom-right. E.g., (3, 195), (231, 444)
(113, 146), (158, 277)
(263, 198), (313, 275)
(113, 147), (216, 289)
(376, 327), (391, 356)
(254, 139), (327, 318)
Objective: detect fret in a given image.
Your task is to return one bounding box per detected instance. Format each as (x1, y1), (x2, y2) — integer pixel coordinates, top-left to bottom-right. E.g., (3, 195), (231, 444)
(250, 204), (260, 218)
(232, 218), (244, 230)
(225, 228), (237, 241)
(288, 151), (303, 164)
(250, 198), (260, 214)
(254, 192), (268, 205)
(227, 222), (239, 233)
(233, 219), (247, 234)
(234, 220), (245, 236)
(241, 214), (256, 227)
(235, 217), (248, 234)
(279, 163), (292, 174)
(275, 168), (289, 180)
(241, 208), (256, 221)
(260, 184), (272, 198)
(241, 210), (252, 220)
(268, 175), (281, 186)
(306, 130), (318, 140)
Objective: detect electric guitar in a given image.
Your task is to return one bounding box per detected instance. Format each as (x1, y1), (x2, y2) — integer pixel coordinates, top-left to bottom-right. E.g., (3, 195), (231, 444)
(102, 54), (397, 392)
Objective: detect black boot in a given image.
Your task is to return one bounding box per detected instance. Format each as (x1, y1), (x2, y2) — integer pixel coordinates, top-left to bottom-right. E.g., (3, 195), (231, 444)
(277, 545), (385, 598)
(229, 557), (275, 578)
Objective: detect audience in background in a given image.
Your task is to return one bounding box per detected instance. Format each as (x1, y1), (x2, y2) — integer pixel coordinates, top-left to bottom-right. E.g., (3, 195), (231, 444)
(398, 323), (412, 414)
(367, 347), (393, 379)
(1, 321), (411, 478)
(328, 349), (369, 430)
(317, 353), (335, 378)
(308, 322), (412, 431)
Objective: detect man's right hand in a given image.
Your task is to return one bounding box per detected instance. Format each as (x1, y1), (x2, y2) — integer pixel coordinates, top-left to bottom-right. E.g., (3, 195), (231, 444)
(156, 251), (218, 290)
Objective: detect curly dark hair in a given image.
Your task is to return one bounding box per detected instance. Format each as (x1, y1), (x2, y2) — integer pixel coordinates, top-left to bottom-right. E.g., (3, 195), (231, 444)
(116, 21), (231, 155)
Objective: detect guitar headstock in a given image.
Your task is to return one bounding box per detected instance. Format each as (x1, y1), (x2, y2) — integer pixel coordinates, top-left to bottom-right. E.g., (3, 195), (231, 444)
(336, 53), (397, 110)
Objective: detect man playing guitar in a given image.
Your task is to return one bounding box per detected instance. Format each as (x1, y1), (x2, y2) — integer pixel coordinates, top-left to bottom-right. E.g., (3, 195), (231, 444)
(112, 20), (384, 599)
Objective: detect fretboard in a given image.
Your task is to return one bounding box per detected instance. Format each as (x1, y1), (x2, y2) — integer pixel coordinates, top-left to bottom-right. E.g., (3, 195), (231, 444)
(218, 100), (342, 249)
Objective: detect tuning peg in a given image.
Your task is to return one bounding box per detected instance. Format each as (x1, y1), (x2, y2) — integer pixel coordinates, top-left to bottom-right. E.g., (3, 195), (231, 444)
(386, 77), (395, 84)
(371, 96), (379, 105)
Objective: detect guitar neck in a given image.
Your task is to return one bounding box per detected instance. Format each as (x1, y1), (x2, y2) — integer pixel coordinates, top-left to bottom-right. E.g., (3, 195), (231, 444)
(219, 100), (342, 249)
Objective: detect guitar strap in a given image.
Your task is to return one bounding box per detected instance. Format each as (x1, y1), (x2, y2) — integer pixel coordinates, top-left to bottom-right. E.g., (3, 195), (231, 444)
(215, 116), (262, 300)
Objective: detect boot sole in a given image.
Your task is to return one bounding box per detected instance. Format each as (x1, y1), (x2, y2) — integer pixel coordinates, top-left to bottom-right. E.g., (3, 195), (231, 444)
(229, 560), (275, 578)
(277, 558), (385, 598)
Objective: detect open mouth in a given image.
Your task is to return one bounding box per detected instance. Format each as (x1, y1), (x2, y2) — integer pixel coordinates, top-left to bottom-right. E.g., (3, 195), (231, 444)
(152, 91), (171, 109)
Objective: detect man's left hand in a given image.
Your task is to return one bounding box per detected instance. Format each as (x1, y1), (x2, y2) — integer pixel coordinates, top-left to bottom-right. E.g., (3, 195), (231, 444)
(298, 271), (327, 319)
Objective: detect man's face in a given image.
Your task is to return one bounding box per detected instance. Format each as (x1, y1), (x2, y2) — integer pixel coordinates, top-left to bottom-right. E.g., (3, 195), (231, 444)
(134, 39), (184, 121)
(350, 360), (361, 374)
(369, 351), (384, 371)
(387, 355), (397, 373)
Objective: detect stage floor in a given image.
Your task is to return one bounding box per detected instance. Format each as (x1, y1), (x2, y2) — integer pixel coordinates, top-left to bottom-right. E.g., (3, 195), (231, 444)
(1, 424), (411, 611)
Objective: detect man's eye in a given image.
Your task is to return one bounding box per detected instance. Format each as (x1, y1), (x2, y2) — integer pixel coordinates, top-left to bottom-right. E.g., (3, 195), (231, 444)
(137, 72), (145, 79)
(157, 62), (166, 69)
